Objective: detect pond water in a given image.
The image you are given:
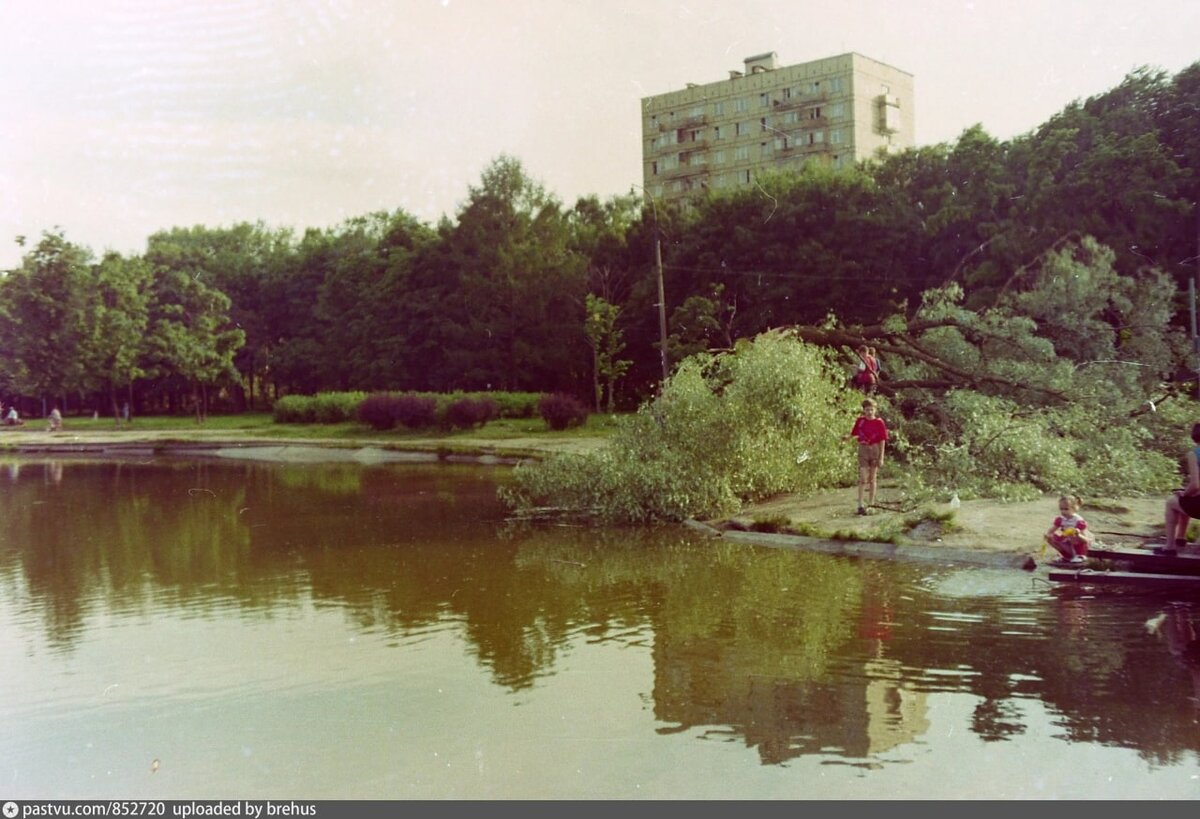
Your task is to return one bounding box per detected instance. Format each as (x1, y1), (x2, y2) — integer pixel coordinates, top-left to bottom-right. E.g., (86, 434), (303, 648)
(2, 456), (1199, 799)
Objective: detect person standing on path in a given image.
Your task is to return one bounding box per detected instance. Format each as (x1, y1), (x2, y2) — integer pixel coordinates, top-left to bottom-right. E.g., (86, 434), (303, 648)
(1162, 422), (1200, 555)
(844, 398), (888, 515)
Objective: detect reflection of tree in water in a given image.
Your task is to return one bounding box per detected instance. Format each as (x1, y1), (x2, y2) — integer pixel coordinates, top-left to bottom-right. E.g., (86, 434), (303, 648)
(510, 530), (877, 764)
(0, 460), (509, 650)
(11, 459), (1200, 767)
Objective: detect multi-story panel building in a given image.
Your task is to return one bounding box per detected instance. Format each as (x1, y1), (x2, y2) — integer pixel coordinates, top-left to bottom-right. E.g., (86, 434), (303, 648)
(641, 52), (914, 204)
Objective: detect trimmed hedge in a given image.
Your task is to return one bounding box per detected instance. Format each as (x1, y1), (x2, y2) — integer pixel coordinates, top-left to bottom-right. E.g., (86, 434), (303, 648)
(275, 390), (541, 428)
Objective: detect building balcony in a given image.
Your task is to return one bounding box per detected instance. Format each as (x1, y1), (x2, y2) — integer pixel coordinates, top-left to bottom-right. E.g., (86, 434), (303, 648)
(662, 164), (707, 179)
(773, 91), (828, 110)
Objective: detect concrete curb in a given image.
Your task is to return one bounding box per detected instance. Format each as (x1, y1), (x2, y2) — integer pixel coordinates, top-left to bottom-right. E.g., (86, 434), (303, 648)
(0, 440), (527, 466)
(684, 519), (1037, 571)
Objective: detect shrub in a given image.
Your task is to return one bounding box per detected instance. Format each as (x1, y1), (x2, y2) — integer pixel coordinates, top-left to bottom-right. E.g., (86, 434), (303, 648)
(443, 397), (499, 430)
(538, 393), (590, 431)
(393, 394), (439, 429)
(312, 392), (366, 424)
(272, 395), (314, 424)
(271, 392), (366, 424)
(358, 394), (397, 431)
(486, 391), (542, 419)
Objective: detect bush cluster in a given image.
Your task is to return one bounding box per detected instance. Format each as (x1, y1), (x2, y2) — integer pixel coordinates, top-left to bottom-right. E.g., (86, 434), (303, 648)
(272, 392), (366, 424)
(278, 389), (539, 429)
(538, 393), (590, 430)
(444, 397), (499, 430)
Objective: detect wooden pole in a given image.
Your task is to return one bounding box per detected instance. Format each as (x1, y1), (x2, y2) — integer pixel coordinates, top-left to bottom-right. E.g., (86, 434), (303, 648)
(1192, 277), (1199, 399)
(655, 236), (669, 382)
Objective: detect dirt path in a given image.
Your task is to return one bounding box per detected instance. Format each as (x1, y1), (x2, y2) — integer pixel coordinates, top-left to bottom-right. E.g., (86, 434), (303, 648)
(730, 484), (1167, 559)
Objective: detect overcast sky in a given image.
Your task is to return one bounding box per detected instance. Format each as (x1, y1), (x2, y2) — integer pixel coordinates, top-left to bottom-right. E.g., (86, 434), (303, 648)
(1, 0), (1197, 271)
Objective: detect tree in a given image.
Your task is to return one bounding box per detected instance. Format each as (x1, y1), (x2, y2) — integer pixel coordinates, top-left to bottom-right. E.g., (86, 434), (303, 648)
(402, 155), (589, 392)
(145, 223), (297, 409)
(0, 231), (94, 406)
(501, 331), (850, 523)
(79, 251), (154, 420)
(141, 257), (246, 422)
(584, 294), (631, 412)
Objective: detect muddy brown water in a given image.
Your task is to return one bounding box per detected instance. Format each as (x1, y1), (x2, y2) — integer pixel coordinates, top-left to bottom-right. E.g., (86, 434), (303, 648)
(2, 456), (1198, 798)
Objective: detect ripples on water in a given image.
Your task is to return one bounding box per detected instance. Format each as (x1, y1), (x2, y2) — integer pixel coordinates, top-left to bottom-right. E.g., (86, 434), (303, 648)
(1, 457), (1198, 798)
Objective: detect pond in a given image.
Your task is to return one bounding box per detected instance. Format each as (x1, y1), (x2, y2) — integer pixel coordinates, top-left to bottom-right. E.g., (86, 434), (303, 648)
(2, 456), (1199, 799)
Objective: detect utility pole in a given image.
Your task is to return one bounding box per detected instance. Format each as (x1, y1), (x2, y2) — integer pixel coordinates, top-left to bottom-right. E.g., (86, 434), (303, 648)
(1190, 200), (1200, 398)
(655, 235), (669, 382)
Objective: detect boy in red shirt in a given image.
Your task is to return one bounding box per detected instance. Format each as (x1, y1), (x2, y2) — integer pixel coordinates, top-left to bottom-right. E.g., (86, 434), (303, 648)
(845, 398), (888, 515)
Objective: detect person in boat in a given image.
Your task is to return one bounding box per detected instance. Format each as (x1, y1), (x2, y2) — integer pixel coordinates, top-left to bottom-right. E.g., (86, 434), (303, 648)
(1044, 494), (1093, 565)
(1162, 422), (1200, 555)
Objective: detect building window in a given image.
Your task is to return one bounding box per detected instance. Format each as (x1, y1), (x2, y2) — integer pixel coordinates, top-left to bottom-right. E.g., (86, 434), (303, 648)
(782, 87), (792, 100)
(783, 111), (798, 125)
(650, 115), (657, 128)
(714, 150), (725, 164)
(652, 184), (664, 197)
(774, 136), (788, 151)
(713, 101), (724, 116)
(809, 80), (821, 94)
(760, 142), (771, 158)
(713, 125), (722, 140)
(829, 77), (843, 93)
(808, 130), (824, 145)
(809, 107), (822, 119)
(651, 161), (658, 175)
(734, 145), (749, 161)
(735, 121), (747, 136)
(740, 169), (751, 184)
(690, 105), (705, 118)
(760, 117), (768, 132)
(828, 102), (845, 118)
(733, 97), (748, 112)
(690, 129), (703, 142)
(830, 129), (843, 144)
(759, 92), (770, 108)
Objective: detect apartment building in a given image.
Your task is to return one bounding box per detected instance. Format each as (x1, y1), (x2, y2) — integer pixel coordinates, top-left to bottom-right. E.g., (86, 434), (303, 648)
(641, 52), (914, 204)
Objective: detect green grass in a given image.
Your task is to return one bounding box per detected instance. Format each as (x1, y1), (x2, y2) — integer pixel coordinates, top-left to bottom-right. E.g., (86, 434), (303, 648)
(47, 411), (620, 444)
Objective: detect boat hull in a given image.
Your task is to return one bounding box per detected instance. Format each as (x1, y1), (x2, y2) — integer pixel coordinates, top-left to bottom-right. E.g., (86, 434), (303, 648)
(1085, 545), (1200, 576)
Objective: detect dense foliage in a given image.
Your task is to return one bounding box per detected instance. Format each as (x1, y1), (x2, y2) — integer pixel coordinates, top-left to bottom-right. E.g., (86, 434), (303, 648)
(501, 333), (850, 522)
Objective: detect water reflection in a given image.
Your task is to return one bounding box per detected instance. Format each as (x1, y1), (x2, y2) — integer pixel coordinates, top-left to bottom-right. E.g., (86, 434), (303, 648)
(2, 457), (1199, 797)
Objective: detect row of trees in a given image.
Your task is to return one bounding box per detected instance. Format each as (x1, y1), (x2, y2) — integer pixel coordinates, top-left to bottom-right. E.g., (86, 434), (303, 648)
(1, 62), (1197, 420)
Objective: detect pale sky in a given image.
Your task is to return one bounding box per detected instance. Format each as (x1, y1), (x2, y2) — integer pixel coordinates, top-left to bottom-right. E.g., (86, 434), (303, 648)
(1, 0), (1197, 272)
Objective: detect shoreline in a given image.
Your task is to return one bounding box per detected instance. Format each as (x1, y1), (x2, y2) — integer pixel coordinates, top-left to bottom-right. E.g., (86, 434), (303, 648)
(2, 427), (1168, 572)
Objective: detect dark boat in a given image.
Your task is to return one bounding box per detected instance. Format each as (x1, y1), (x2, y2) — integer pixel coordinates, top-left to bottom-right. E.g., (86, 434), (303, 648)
(1084, 544), (1200, 576)
(1048, 568), (1200, 588)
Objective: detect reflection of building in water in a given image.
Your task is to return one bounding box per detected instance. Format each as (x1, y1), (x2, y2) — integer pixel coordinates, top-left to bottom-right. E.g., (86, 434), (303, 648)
(863, 658), (930, 755)
(652, 636), (929, 765)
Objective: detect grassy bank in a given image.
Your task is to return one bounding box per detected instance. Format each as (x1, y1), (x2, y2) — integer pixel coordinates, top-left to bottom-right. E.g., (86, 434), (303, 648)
(0, 411), (618, 456)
